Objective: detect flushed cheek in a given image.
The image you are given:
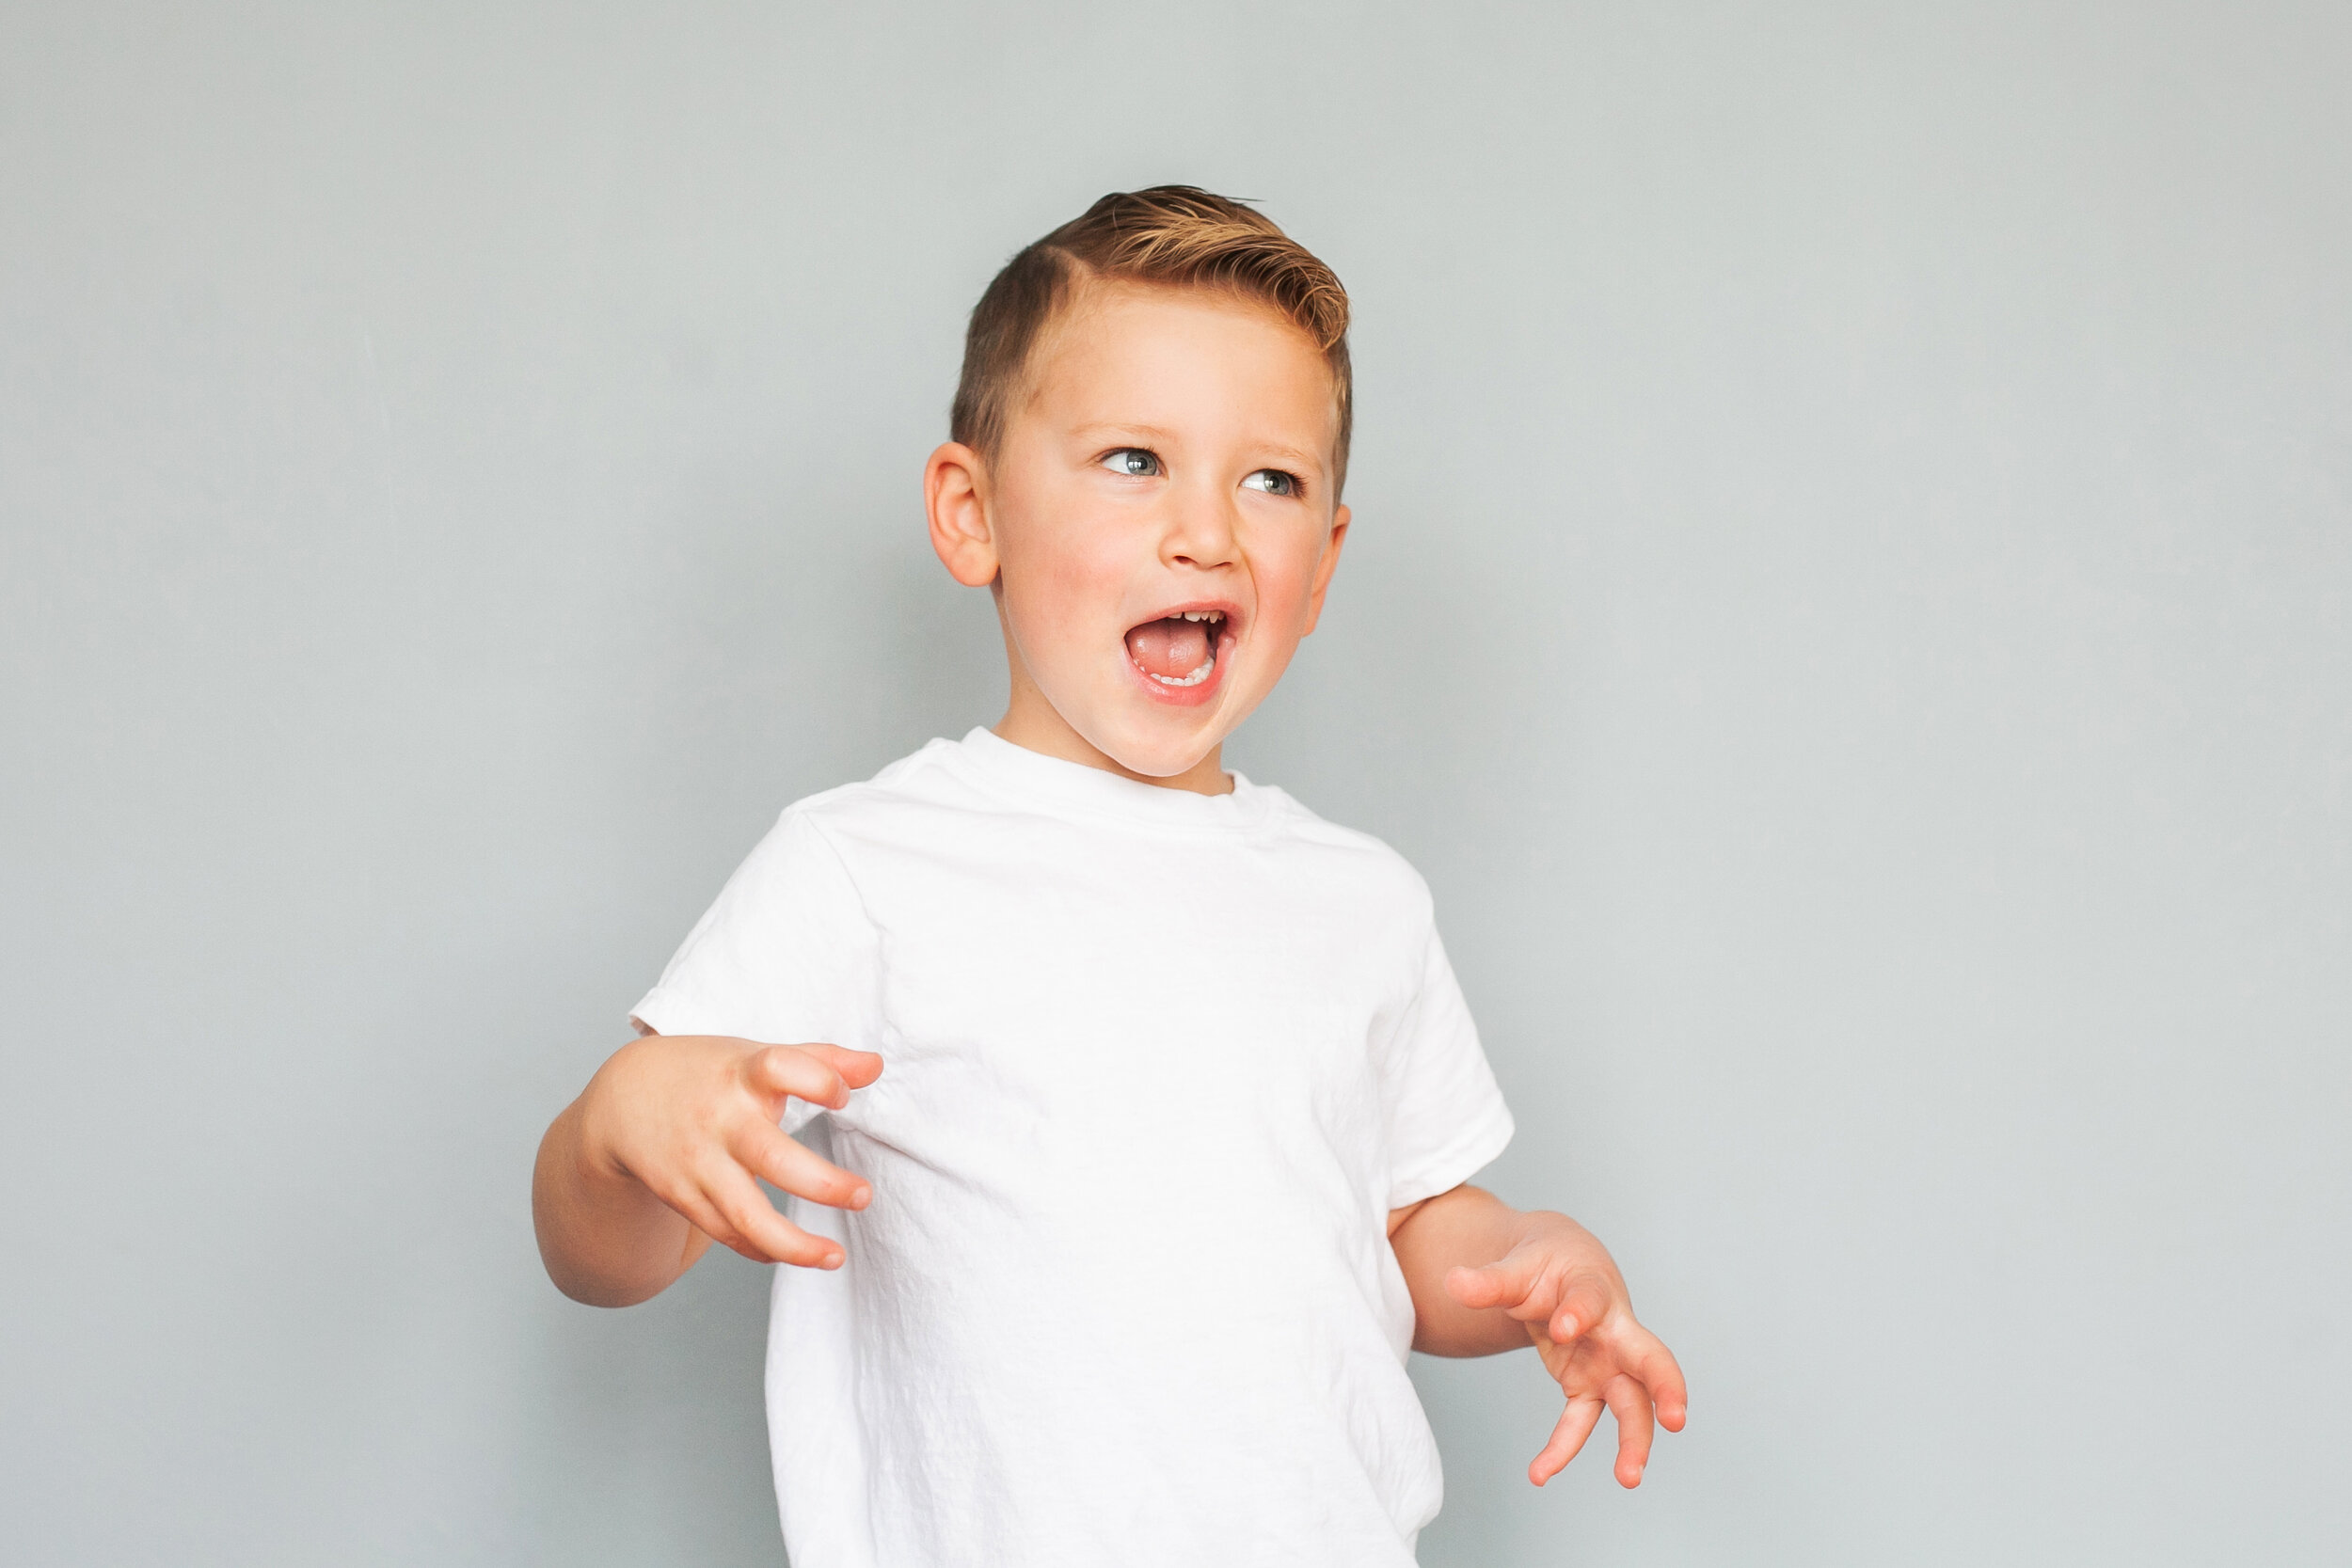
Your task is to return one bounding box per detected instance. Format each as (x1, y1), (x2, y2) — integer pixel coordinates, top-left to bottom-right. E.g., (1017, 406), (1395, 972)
(1239, 553), (1317, 644)
(1003, 536), (1138, 675)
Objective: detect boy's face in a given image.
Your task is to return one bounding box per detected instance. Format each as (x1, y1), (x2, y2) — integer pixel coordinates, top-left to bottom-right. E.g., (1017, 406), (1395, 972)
(926, 282), (1350, 789)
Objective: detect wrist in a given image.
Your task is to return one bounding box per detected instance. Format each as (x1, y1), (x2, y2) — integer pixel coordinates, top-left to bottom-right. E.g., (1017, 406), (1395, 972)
(1506, 1206), (1573, 1251)
(572, 1050), (643, 1189)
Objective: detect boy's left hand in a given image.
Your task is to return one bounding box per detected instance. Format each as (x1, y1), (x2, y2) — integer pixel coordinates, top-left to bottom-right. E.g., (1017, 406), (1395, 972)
(1444, 1215), (1689, 1489)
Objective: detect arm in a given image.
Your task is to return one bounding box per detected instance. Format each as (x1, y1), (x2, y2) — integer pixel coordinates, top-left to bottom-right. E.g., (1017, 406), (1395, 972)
(532, 1031), (882, 1307)
(1388, 1184), (1688, 1487)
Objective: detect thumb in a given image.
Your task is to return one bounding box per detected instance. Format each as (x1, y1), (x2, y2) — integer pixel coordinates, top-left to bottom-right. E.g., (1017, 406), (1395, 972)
(795, 1041), (885, 1088)
(1445, 1252), (1541, 1311)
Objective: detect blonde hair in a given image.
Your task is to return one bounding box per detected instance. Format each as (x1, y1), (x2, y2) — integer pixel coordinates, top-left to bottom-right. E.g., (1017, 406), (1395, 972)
(950, 186), (1354, 492)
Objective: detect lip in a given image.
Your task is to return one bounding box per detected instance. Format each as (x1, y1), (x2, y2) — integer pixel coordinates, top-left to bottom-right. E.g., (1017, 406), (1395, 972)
(1122, 598), (1245, 709)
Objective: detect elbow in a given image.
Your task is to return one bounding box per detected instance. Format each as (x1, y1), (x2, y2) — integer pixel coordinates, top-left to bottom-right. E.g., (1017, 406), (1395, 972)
(536, 1229), (665, 1309)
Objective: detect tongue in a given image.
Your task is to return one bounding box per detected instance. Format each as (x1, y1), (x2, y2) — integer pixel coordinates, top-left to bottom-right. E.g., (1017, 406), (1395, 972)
(1126, 616), (1213, 679)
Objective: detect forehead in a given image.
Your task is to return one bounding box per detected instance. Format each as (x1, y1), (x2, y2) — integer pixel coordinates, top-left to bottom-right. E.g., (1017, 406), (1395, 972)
(1019, 278), (1338, 431)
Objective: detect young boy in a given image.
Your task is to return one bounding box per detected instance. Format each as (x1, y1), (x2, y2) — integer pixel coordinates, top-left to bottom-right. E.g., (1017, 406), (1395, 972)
(533, 186), (1685, 1565)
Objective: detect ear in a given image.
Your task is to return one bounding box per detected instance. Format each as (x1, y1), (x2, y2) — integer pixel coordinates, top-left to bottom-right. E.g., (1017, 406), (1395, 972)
(926, 441), (1001, 588)
(1300, 503), (1350, 636)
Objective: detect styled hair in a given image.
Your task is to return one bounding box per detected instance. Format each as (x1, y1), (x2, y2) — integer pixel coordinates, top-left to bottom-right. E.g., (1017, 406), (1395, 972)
(950, 185), (1354, 493)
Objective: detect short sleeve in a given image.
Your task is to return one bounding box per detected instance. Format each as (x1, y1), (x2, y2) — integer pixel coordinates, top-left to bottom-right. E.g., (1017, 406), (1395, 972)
(1380, 922), (1515, 1211)
(628, 809), (880, 1134)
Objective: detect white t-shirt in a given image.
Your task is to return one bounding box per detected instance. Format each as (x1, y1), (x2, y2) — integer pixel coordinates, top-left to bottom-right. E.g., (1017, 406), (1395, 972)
(630, 728), (1514, 1567)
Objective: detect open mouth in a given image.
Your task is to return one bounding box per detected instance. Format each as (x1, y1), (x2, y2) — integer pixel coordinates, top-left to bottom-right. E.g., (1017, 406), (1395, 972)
(1124, 608), (1231, 690)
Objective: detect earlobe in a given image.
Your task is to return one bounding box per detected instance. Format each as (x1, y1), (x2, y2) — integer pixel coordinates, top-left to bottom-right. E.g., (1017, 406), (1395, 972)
(925, 441), (1002, 588)
(1301, 503), (1350, 635)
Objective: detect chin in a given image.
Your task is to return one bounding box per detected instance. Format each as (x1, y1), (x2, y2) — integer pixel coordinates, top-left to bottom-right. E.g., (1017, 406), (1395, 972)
(1095, 725), (1221, 781)
(1079, 700), (1232, 781)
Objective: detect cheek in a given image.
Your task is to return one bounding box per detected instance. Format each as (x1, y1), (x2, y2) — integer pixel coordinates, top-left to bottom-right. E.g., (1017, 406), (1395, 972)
(996, 505), (1135, 653)
(1246, 534), (1326, 632)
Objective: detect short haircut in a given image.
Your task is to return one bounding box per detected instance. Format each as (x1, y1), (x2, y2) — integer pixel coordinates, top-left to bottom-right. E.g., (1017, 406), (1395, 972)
(950, 185), (1355, 493)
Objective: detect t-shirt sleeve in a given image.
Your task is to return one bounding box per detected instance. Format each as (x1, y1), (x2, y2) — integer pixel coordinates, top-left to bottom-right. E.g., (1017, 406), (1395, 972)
(628, 808), (879, 1134)
(1380, 918), (1515, 1211)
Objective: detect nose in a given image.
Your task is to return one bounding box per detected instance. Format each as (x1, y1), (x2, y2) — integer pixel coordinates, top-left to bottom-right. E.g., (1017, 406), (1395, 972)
(1160, 474), (1241, 572)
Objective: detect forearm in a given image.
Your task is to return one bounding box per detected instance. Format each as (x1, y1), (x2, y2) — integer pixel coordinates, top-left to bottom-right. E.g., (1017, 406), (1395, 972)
(532, 1090), (710, 1307)
(1389, 1184), (1592, 1356)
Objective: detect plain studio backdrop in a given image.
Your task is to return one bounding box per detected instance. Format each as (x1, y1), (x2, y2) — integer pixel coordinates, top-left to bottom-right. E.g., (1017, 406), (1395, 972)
(3, 4), (2346, 1563)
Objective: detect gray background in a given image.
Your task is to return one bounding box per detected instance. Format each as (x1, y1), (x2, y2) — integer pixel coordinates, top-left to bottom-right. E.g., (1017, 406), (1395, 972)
(3, 3), (2345, 1563)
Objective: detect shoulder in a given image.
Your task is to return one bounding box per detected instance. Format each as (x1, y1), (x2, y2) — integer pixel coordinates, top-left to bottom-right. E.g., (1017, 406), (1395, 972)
(1248, 785), (1438, 920)
(772, 737), (971, 833)
(754, 737), (996, 886)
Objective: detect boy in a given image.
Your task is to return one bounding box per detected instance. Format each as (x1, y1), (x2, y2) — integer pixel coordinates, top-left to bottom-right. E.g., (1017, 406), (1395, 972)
(533, 186), (1685, 1565)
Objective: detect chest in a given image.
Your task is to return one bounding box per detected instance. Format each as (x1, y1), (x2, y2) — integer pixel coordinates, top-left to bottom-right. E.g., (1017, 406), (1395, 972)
(843, 826), (1415, 1176)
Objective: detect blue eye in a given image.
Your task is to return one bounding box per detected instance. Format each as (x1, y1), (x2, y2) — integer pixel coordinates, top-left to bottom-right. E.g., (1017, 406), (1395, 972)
(1242, 469), (1298, 497)
(1100, 449), (1161, 477)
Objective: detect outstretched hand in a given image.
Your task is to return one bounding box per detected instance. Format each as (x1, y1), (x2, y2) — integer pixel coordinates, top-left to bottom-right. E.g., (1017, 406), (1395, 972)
(582, 1033), (884, 1269)
(1444, 1218), (1688, 1488)
(535, 1032), (884, 1307)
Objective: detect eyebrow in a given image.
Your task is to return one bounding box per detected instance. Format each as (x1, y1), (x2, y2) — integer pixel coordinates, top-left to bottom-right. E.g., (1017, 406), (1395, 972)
(1071, 422), (1181, 443)
(1248, 443), (1325, 473)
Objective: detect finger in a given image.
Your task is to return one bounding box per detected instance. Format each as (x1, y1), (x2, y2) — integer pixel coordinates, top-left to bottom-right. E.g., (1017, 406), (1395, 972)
(1632, 1332), (1690, 1431)
(1604, 1372), (1657, 1488)
(657, 1177), (786, 1266)
(1529, 1396), (1605, 1487)
(789, 1042), (886, 1089)
(1444, 1251), (1547, 1312)
(731, 1119), (871, 1212)
(1546, 1273), (1613, 1346)
(751, 1046), (852, 1111)
(699, 1162), (844, 1269)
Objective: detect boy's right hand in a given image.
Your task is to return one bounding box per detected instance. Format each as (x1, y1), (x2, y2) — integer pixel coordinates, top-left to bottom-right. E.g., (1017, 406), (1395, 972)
(548, 1034), (882, 1292)
(584, 1034), (882, 1269)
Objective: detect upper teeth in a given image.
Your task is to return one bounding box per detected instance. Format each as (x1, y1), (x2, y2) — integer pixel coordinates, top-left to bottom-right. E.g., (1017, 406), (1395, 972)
(1181, 610), (1223, 622)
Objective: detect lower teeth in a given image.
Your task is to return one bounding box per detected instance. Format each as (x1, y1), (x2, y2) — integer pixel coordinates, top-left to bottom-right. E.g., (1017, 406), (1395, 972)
(1148, 656), (1214, 688)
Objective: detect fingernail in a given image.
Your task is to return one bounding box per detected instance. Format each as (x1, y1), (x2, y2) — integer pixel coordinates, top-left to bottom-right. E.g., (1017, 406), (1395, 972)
(850, 1186), (871, 1209)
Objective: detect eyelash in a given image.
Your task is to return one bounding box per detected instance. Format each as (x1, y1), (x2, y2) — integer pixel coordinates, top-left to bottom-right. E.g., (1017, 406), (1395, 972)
(1097, 449), (1305, 499)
